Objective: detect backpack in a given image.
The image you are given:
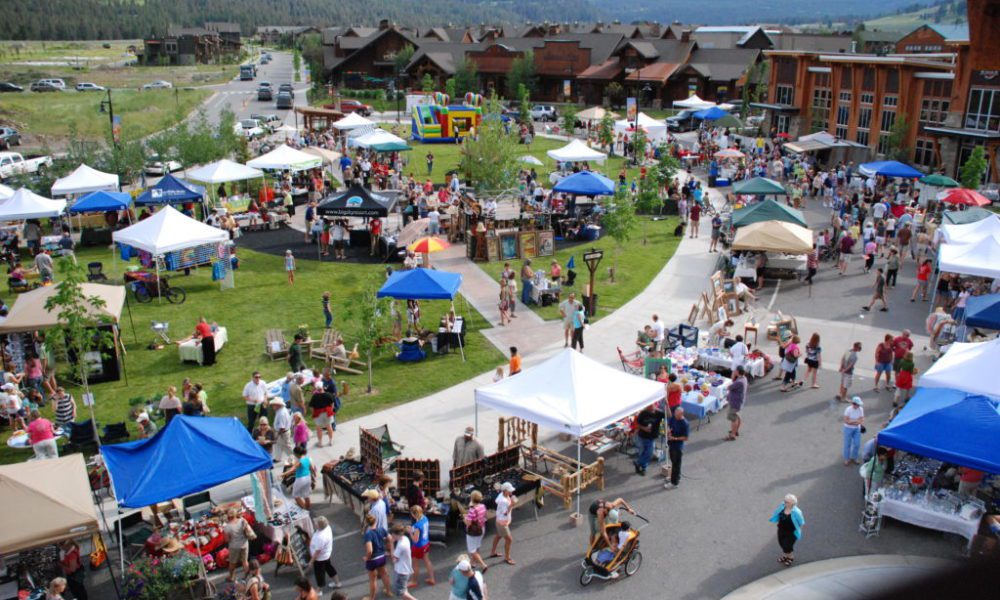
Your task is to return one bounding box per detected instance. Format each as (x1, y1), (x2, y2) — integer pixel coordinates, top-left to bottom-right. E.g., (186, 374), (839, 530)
(465, 507), (483, 536)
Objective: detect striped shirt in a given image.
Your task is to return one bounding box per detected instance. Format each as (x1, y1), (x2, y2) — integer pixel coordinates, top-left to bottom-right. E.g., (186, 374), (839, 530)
(54, 393), (75, 426)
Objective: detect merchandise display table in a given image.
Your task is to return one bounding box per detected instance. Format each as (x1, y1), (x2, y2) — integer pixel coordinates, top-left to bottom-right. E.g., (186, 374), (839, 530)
(178, 327), (228, 364)
(878, 496), (981, 544)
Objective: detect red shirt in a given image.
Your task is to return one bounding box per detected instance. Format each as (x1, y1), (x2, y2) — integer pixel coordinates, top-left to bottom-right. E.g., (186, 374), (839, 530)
(369, 219), (382, 235)
(892, 336), (913, 360)
(917, 263), (931, 282)
(667, 384), (682, 409)
(196, 322), (213, 338)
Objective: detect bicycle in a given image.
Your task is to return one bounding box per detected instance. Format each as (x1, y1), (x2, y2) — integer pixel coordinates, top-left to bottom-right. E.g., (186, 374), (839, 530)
(131, 275), (187, 304)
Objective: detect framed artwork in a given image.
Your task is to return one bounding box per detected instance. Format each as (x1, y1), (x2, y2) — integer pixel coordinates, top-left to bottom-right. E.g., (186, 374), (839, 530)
(643, 357), (671, 379)
(536, 230), (554, 257)
(700, 292), (713, 320)
(499, 233), (519, 260)
(519, 232), (537, 258)
(722, 279), (736, 294)
(688, 303), (699, 325)
(487, 236), (500, 262)
(711, 271), (724, 295)
(716, 305), (728, 323)
(726, 297), (740, 316)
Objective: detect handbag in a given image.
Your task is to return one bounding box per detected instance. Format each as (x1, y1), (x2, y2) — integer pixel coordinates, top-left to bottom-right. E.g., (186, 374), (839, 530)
(465, 509), (483, 536)
(860, 425), (867, 434)
(89, 533), (107, 568)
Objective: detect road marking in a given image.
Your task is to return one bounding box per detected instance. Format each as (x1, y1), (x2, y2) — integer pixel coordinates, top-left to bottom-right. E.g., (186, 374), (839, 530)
(767, 279), (781, 311)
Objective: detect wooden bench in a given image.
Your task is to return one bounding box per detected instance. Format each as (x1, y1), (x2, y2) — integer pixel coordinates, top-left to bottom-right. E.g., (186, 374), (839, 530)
(265, 329), (288, 360)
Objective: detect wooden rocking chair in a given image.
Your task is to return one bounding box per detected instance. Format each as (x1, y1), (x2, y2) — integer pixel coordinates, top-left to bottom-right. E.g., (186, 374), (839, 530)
(264, 329), (289, 360)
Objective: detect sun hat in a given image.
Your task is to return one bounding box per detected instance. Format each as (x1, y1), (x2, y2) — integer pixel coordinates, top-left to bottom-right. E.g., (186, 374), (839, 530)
(851, 396), (863, 406)
(457, 559), (472, 572)
(501, 482), (515, 493)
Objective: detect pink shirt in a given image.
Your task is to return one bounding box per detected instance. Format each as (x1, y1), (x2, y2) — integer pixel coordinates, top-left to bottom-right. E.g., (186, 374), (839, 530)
(26, 358), (43, 379)
(293, 421), (310, 446)
(28, 417), (54, 444)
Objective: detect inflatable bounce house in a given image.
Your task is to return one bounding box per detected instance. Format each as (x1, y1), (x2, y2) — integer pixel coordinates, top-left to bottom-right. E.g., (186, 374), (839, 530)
(411, 92), (483, 143)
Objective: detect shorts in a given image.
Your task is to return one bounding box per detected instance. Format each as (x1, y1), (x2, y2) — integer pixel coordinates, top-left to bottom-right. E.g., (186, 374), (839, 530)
(804, 359), (819, 369)
(465, 534), (484, 554)
(392, 572), (410, 595)
(496, 520), (512, 539)
(313, 409), (332, 427)
(365, 555), (386, 572)
(412, 543), (430, 560)
(841, 373), (853, 389)
(229, 546), (249, 566)
(874, 362), (892, 374)
(564, 320), (575, 332)
(727, 408), (741, 422)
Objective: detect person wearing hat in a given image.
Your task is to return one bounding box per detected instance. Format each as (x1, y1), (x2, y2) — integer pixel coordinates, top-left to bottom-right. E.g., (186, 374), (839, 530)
(453, 426), (484, 468)
(158, 536), (184, 557)
(1, 383), (27, 431)
(136, 412), (158, 439)
(270, 396), (294, 465)
(362, 488), (389, 533)
(488, 482), (517, 565)
(448, 555), (486, 600)
(842, 397), (865, 465)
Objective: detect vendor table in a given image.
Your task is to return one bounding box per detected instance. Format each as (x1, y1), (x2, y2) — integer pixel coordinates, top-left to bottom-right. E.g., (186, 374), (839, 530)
(266, 369), (315, 398)
(878, 496), (981, 544)
(435, 317), (466, 353)
(680, 391), (727, 422)
(241, 488), (314, 542)
(178, 327), (228, 364)
(80, 227), (114, 247)
(529, 280), (561, 306)
(5, 427), (65, 449)
(697, 350), (767, 378)
(764, 252), (806, 273)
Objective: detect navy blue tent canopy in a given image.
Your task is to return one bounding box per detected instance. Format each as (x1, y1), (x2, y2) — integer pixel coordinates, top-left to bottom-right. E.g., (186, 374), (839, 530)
(694, 106), (729, 121)
(859, 161), (924, 179)
(553, 171), (616, 196)
(878, 388), (1000, 474)
(377, 268), (462, 300)
(68, 190), (131, 214)
(134, 174), (206, 207)
(965, 293), (1000, 329)
(101, 416), (272, 508)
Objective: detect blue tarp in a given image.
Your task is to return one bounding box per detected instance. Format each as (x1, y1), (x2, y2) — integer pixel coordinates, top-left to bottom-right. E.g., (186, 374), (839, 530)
(377, 268), (462, 300)
(878, 388), (1000, 474)
(101, 416), (272, 508)
(693, 106), (729, 121)
(859, 160), (924, 179)
(68, 190), (131, 214)
(134, 174), (206, 207)
(552, 171), (615, 196)
(965, 293), (1000, 329)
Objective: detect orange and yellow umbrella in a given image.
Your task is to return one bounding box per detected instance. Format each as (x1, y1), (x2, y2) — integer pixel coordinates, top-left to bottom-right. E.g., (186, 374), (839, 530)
(408, 236), (451, 254)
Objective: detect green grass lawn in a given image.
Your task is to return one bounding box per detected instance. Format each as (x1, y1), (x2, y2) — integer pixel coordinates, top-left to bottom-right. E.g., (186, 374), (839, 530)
(0, 245), (504, 465)
(0, 88), (210, 140)
(477, 216), (681, 321)
(0, 64), (236, 89)
(0, 40), (139, 65)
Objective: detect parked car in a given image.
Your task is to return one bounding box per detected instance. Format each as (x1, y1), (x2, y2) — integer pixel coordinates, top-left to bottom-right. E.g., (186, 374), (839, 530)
(251, 113), (281, 125)
(257, 86), (273, 101)
(666, 109), (699, 132)
(30, 81), (60, 93)
(278, 83), (294, 94)
(259, 81), (272, 89)
(75, 82), (106, 92)
(143, 156), (182, 175)
(0, 128), (21, 150)
(0, 82), (23, 93)
(0, 151), (52, 180)
(39, 78), (66, 89)
(143, 80), (173, 90)
(530, 105), (558, 122)
(275, 92), (294, 110)
(234, 118), (266, 139)
(339, 99), (372, 116)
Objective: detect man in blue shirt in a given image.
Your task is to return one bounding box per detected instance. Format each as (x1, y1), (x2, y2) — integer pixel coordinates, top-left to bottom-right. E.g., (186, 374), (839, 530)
(664, 406), (689, 489)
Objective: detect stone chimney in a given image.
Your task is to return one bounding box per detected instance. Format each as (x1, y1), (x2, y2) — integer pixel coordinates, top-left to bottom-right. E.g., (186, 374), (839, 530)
(378, 19), (390, 31)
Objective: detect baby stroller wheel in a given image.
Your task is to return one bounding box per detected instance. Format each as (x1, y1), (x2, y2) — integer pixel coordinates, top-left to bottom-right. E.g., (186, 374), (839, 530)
(625, 550), (642, 576)
(579, 567), (594, 586)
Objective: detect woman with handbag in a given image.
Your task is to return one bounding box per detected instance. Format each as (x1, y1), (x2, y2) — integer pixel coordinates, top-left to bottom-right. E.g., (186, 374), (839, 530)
(245, 559), (270, 600)
(779, 335), (803, 392)
(282, 446), (316, 511)
(463, 491), (489, 573)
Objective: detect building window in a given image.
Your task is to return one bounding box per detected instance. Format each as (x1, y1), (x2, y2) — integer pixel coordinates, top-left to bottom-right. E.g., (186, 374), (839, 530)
(836, 91), (851, 139)
(856, 94), (873, 146)
(965, 87), (1000, 132)
(810, 87), (832, 133)
(165, 42), (177, 53)
(774, 84), (794, 106)
(913, 138), (936, 169)
(776, 114), (789, 135)
(920, 98), (950, 125)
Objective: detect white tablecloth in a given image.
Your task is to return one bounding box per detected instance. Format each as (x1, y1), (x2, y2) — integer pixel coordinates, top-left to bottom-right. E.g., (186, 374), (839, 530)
(242, 487), (314, 542)
(764, 252), (806, 272)
(697, 351), (766, 378)
(178, 327), (228, 364)
(878, 496), (981, 543)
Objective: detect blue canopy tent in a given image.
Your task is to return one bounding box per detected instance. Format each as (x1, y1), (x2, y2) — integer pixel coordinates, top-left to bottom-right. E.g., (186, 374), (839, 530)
(377, 268), (466, 360)
(859, 160), (924, 179)
(134, 173), (207, 208)
(693, 106), (729, 121)
(965, 293), (1000, 330)
(878, 388), (1000, 474)
(68, 190), (131, 214)
(553, 171), (616, 196)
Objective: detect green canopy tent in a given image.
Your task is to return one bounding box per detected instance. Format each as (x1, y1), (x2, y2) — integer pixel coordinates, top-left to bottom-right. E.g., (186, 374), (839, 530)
(731, 198), (807, 228)
(732, 177), (787, 196)
(919, 174), (960, 188)
(713, 114), (745, 130)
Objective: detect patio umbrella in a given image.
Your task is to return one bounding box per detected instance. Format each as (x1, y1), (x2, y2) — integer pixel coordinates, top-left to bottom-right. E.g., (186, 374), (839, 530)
(693, 106), (729, 121)
(939, 188), (991, 207)
(920, 173), (959, 188)
(409, 236), (450, 267)
(715, 149), (744, 159)
(519, 155), (544, 166)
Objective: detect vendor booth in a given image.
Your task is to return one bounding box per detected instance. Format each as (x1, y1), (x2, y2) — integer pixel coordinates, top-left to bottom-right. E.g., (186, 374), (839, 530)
(0, 183), (13, 201)
(937, 234), (1000, 280)
(332, 112), (375, 132)
(350, 129), (410, 152)
(943, 207), (994, 225)
(0, 188), (67, 221)
(475, 348), (664, 512)
(553, 171), (616, 196)
(918, 338), (1000, 399)
(112, 205), (234, 291)
(964, 294), (1000, 330)
(730, 199), (805, 228)
(0, 283), (127, 383)
(858, 160), (924, 179)
(939, 214), (1000, 244)
(731, 221), (812, 254)
(378, 268), (467, 359)
(67, 190), (132, 245)
(185, 160), (264, 209)
(613, 113), (668, 142)
(547, 139), (607, 164)
(316, 185), (396, 218)
(51, 163), (119, 197)
(576, 106), (619, 124)
(133, 173), (206, 208)
(246, 144), (322, 172)
(732, 177), (787, 197)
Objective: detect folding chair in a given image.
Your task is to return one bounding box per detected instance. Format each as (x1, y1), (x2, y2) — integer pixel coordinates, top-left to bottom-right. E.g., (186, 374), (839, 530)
(112, 511), (153, 561)
(264, 329), (289, 361)
(101, 422), (130, 444)
(364, 425), (404, 472)
(182, 491), (215, 520)
(310, 328), (339, 362)
(64, 419), (99, 454)
(87, 262), (109, 282)
(617, 346), (644, 376)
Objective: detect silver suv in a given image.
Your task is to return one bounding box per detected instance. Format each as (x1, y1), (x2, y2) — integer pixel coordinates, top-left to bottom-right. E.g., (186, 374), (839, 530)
(530, 105), (558, 122)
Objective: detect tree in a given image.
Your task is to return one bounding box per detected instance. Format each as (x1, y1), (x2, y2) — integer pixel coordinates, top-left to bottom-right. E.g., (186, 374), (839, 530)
(517, 83), (532, 124)
(606, 82), (625, 109)
(453, 58), (478, 97)
(560, 104), (578, 135)
(43, 259), (114, 447)
(959, 146), (988, 190)
(597, 113), (615, 155)
(292, 49), (302, 82)
(459, 96), (521, 193)
(741, 60), (769, 126)
(345, 275), (391, 393)
(393, 44), (415, 79)
(631, 127), (648, 166)
(505, 50), (536, 99)
(421, 73), (435, 92)
(298, 33), (325, 83)
(444, 77), (456, 101)
(634, 176), (660, 244)
(884, 112), (912, 163)
(600, 189), (637, 282)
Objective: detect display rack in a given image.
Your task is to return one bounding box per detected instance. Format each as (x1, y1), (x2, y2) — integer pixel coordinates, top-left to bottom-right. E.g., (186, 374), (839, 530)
(359, 427), (385, 478)
(396, 458), (442, 498)
(497, 416), (537, 452)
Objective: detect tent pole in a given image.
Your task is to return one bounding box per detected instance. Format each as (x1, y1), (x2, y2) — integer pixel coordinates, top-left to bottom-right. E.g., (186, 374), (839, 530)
(474, 401), (478, 437)
(124, 291), (138, 343)
(92, 489), (123, 599)
(576, 439), (582, 516)
(118, 509), (125, 575)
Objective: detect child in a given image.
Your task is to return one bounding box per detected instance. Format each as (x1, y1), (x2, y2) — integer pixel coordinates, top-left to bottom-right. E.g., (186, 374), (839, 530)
(322, 291), (333, 329)
(492, 367), (505, 383)
(284, 250), (296, 285)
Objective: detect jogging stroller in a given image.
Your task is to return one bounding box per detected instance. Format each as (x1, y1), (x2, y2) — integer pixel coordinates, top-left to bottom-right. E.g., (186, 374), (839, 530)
(580, 514), (649, 585)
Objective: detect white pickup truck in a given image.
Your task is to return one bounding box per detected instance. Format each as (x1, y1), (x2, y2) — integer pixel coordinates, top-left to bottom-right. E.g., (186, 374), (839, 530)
(0, 151), (52, 180)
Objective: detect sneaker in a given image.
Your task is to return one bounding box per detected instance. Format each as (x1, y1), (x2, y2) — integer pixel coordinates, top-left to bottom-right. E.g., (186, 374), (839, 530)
(861, 306), (870, 311)
(663, 482), (676, 490)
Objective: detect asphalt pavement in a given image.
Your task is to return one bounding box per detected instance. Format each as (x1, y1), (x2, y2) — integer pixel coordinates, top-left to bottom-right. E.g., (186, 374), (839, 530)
(198, 50), (309, 128)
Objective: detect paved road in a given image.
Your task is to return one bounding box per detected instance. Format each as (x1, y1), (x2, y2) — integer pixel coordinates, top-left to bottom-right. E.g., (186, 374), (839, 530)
(198, 50), (309, 128)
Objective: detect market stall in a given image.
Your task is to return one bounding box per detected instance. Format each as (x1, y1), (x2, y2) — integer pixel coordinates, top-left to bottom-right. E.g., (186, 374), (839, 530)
(938, 214), (1000, 244)
(918, 338), (1000, 399)
(133, 173), (207, 210)
(731, 221), (812, 255)
(0, 183), (13, 201)
(332, 112), (376, 132)
(546, 139), (607, 164)
(964, 294), (1000, 330)
(185, 159), (264, 207)
(858, 160), (924, 179)
(937, 234), (1000, 280)
(730, 199), (805, 228)
(0, 188), (67, 222)
(247, 144), (322, 172)
(349, 129), (410, 152)
(377, 268), (467, 358)
(316, 185), (396, 218)
(613, 113), (668, 143)
(942, 207), (994, 225)
(112, 205), (234, 291)
(51, 163), (119, 197)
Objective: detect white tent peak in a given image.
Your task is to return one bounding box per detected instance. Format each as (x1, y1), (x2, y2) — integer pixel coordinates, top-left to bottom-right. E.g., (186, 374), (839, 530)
(350, 129), (408, 148)
(474, 348), (664, 436)
(186, 159), (264, 184)
(112, 205), (228, 255)
(547, 139), (608, 163)
(0, 182), (16, 201)
(51, 163), (119, 196)
(938, 233), (1000, 279)
(940, 214), (1000, 244)
(333, 112), (375, 130)
(919, 337), (1000, 399)
(247, 144), (322, 171)
(0, 188), (67, 221)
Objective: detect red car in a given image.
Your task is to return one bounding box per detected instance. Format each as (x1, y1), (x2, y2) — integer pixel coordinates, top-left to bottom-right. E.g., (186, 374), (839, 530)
(339, 99), (373, 116)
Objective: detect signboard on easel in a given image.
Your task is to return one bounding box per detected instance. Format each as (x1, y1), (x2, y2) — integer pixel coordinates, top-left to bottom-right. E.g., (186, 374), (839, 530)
(582, 249), (603, 317)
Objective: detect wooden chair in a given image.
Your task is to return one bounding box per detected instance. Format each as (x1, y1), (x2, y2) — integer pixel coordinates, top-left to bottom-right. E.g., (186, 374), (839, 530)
(329, 343), (365, 375)
(309, 328), (339, 362)
(265, 329), (289, 361)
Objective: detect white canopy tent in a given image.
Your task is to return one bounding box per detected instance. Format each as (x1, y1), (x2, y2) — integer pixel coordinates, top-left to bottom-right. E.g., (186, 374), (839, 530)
(939, 215), (1000, 244)
(349, 128), (409, 149)
(0, 188), (67, 221)
(614, 112), (668, 142)
(937, 234), (1000, 279)
(673, 94), (714, 109)
(0, 183), (14, 201)
(247, 144), (322, 172)
(332, 112), (376, 131)
(547, 139), (608, 163)
(919, 338), (1000, 399)
(51, 164), (119, 196)
(186, 159), (264, 185)
(576, 106), (619, 122)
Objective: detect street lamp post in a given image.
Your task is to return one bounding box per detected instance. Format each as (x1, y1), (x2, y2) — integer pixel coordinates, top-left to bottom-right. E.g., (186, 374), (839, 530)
(99, 89), (118, 148)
